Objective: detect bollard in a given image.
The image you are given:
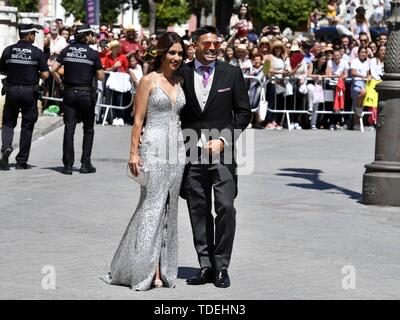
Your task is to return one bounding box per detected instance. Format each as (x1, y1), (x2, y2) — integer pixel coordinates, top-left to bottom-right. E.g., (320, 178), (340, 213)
(362, 1), (400, 205)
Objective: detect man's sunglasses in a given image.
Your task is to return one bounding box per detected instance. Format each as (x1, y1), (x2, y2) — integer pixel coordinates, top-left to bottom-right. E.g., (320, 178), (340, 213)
(198, 41), (221, 50)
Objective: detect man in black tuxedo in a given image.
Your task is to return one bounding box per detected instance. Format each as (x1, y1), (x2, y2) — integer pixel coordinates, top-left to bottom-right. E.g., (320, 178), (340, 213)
(179, 26), (252, 288)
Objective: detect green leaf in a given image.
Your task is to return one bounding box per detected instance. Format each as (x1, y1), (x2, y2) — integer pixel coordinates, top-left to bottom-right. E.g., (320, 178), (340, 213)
(140, 0), (190, 30)
(7, 0), (39, 12)
(245, 0), (328, 32)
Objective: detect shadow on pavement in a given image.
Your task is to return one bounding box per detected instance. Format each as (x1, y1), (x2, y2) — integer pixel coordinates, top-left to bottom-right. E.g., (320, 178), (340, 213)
(177, 266), (199, 280)
(277, 168), (361, 201)
(41, 166), (79, 174)
(6, 164), (37, 170)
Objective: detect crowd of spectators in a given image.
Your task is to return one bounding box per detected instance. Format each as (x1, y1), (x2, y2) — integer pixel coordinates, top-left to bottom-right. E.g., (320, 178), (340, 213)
(41, 21), (156, 125)
(215, 2), (390, 131)
(41, 0), (391, 130)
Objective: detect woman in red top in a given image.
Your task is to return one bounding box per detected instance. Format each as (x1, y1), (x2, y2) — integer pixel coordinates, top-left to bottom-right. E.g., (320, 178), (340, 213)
(104, 40), (129, 73)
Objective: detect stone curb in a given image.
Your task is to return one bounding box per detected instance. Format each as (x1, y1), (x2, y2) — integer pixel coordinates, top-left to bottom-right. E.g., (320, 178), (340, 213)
(0, 116), (64, 151)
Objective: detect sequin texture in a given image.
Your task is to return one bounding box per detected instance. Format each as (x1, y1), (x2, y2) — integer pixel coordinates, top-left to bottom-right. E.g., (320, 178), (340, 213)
(107, 85), (186, 291)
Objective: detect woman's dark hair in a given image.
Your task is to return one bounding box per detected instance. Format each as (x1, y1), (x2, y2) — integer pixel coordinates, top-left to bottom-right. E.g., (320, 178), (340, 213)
(355, 8), (367, 24)
(313, 52), (327, 74)
(375, 45), (386, 59)
(237, 3), (252, 21)
(252, 53), (263, 61)
(59, 27), (70, 36)
(358, 45), (368, 58)
(224, 45), (237, 61)
(315, 52), (327, 61)
(149, 32), (186, 72)
(271, 44), (284, 59)
(358, 45), (368, 52)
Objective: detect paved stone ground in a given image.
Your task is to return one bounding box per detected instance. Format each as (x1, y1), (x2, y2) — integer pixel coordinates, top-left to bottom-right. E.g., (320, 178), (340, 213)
(1, 124), (400, 300)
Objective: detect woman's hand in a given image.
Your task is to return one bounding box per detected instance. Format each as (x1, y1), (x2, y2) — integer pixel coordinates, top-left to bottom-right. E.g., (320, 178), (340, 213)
(128, 153), (142, 177)
(113, 61), (122, 70)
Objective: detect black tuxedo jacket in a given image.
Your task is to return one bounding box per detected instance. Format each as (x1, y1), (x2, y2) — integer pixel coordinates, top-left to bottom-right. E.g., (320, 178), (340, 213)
(179, 60), (252, 164)
(179, 60), (252, 199)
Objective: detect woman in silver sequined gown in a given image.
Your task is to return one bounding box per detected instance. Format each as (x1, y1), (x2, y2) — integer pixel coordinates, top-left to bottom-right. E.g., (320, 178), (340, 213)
(103, 33), (186, 291)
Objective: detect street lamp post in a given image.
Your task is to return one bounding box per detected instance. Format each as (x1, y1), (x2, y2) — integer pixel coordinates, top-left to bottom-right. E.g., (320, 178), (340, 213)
(362, 0), (400, 205)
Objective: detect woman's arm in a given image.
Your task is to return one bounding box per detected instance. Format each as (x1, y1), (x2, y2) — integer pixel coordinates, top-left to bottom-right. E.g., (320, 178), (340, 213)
(370, 58), (381, 80)
(106, 60), (122, 72)
(307, 62), (314, 77)
(351, 68), (369, 80)
(230, 15), (239, 30)
(128, 75), (154, 175)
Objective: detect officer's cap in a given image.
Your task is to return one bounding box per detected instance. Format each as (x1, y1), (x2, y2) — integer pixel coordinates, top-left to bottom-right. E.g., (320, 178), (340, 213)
(75, 23), (95, 35)
(19, 24), (39, 34)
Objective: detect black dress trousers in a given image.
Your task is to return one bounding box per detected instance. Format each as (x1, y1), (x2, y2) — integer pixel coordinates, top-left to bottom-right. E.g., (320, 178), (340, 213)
(1, 85), (38, 164)
(184, 161), (237, 271)
(62, 88), (95, 167)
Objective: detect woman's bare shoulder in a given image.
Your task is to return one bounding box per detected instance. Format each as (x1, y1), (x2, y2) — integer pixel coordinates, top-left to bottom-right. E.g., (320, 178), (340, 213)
(139, 72), (158, 88)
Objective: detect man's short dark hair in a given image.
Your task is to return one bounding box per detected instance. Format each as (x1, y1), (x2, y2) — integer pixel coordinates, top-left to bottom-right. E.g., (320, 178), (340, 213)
(19, 32), (31, 39)
(302, 41), (313, 50)
(379, 32), (388, 38)
(359, 31), (368, 38)
(75, 32), (92, 44)
(192, 25), (218, 42)
(358, 45), (368, 52)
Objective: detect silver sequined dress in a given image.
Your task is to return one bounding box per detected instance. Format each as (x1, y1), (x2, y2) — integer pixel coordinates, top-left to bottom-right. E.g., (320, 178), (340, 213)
(106, 84), (186, 291)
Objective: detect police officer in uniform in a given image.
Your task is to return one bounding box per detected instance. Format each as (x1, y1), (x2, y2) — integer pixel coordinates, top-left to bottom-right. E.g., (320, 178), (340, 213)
(0, 24), (49, 170)
(51, 24), (104, 175)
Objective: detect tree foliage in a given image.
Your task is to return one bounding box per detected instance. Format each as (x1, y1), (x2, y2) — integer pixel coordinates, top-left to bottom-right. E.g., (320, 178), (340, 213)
(61, 0), (86, 22)
(7, 0), (39, 12)
(188, 0), (213, 16)
(245, 0), (328, 32)
(188, 0), (213, 28)
(139, 0), (190, 31)
(61, 0), (128, 25)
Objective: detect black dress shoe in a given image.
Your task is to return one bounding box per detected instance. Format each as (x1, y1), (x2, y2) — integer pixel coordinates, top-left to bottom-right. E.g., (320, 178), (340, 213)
(214, 270), (230, 288)
(79, 163), (96, 174)
(15, 162), (32, 170)
(186, 267), (214, 285)
(62, 165), (73, 175)
(0, 147), (12, 170)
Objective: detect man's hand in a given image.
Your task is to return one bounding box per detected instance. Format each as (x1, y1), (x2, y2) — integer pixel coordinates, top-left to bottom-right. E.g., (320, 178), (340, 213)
(205, 139), (224, 155)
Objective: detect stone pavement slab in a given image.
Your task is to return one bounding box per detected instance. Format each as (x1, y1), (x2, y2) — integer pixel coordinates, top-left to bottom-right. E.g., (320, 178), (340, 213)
(0, 115), (63, 151)
(0, 126), (400, 300)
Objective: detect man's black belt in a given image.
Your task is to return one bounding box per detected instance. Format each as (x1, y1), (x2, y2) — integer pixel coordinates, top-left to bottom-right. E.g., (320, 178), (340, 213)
(8, 83), (36, 87)
(64, 85), (92, 91)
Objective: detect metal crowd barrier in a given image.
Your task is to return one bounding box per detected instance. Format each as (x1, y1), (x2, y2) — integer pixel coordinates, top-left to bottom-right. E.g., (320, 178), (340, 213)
(40, 71), (135, 126)
(244, 74), (375, 132)
(243, 75), (266, 113)
(96, 71), (135, 126)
